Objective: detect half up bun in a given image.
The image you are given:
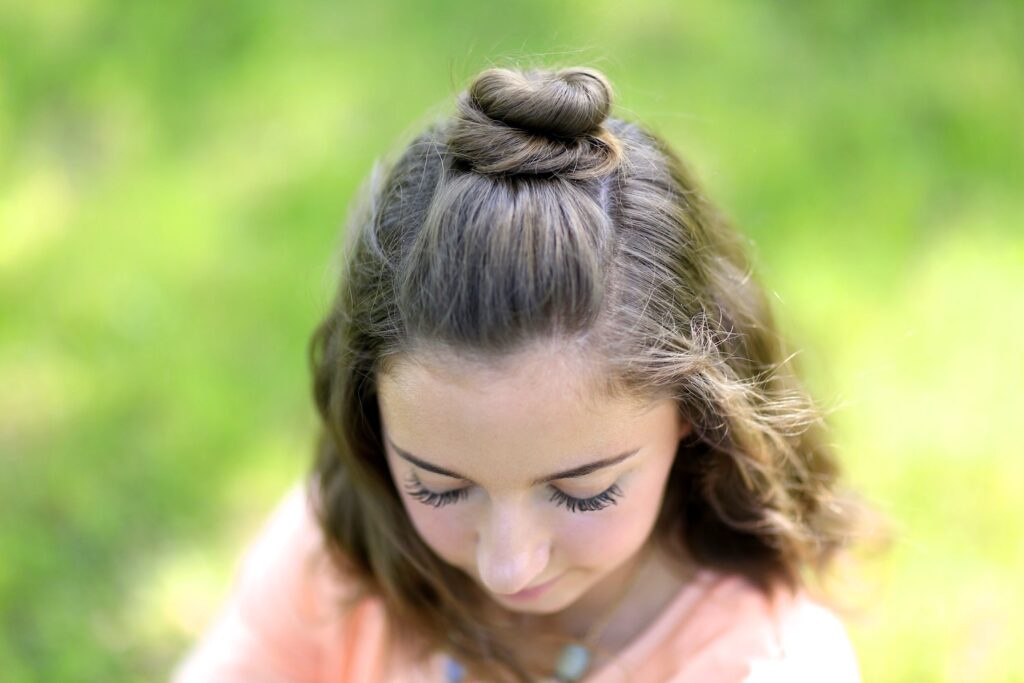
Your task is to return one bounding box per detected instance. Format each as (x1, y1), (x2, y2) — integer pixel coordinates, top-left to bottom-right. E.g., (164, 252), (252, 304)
(471, 67), (612, 138)
(448, 66), (623, 179)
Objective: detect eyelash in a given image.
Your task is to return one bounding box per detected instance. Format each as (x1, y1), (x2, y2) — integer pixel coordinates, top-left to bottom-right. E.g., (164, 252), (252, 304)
(548, 484), (623, 513)
(401, 473), (623, 514)
(402, 474), (471, 508)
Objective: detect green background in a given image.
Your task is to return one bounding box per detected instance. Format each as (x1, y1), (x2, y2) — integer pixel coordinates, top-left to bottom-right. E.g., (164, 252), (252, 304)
(2, 1), (1022, 681)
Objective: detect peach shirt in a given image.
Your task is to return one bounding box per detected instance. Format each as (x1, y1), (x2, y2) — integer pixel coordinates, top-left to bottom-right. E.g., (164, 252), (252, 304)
(172, 485), (860, 683)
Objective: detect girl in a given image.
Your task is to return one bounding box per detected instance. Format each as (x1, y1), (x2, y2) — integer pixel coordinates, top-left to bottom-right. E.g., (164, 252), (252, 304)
(174, 65), (862, 682)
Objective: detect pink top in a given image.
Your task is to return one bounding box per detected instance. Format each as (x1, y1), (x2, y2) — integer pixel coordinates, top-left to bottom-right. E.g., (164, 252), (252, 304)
(172, 485), (860, 683)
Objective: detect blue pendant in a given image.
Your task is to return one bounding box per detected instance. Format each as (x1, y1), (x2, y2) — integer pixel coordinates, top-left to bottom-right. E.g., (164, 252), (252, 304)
(444, 645), (591, 682)
(555, 644), (591, 681)
(444, 656), (465, 682)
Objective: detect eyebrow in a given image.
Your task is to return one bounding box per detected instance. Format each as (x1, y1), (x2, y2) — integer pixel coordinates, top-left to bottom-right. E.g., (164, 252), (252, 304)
(386, 437), (641, 486)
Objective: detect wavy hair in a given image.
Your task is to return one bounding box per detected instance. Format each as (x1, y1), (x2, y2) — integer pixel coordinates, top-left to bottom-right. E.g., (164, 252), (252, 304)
(308, 64), (860, 682)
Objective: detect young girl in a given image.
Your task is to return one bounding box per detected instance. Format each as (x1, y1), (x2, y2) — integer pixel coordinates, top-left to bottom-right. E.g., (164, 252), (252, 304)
(173, 65), (862, 682)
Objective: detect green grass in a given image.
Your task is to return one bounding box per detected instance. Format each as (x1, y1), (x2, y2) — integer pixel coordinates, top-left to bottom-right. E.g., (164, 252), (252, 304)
(2, 1), (1022, 680)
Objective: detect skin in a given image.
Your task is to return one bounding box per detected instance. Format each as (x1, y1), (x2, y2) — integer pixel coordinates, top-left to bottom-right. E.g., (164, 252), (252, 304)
(376, 341), (694, 645)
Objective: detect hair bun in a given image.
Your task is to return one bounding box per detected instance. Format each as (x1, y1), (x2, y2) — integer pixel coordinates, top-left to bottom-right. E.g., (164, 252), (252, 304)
(470, 67), (612, 138)
(448, 66), (621, 179)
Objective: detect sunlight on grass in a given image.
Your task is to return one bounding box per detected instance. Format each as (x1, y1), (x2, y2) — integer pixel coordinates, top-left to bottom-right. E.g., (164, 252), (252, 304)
(833, 227), (1024, 683)
(0, 347), (88, 451)
(0, 164), (73, 271)
(132, 544), (234, 641)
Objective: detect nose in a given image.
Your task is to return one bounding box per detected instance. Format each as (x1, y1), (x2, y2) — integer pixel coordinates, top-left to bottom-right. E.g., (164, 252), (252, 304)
(476, 497), (551, 595)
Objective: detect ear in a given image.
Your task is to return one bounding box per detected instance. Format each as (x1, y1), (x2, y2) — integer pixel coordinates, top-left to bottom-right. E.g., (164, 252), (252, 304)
(677, 415), (693, 440)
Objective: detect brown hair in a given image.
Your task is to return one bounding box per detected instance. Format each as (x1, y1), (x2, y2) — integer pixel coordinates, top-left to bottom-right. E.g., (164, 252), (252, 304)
(309, 64), (860, 681)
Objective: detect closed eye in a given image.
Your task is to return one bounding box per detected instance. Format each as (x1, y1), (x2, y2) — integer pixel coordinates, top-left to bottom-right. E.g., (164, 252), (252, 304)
(401, 473), (623, 513)
(548, 483), (623, 512)
(401, 473), (471, 507)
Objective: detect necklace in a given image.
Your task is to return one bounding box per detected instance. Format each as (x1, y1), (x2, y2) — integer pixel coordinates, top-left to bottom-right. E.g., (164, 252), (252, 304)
(444, 546), (653, 683)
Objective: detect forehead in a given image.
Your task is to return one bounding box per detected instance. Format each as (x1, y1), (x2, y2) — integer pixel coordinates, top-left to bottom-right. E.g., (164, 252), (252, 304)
(376, 344), (664, 481)
(379, 342), (650, 418)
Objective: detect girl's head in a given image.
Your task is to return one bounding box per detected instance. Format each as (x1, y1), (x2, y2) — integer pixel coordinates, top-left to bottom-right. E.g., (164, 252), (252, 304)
(310, 64), (853, 680)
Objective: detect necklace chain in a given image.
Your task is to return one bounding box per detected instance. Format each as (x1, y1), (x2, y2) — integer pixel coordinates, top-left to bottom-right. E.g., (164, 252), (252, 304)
(578, 543), (653, 650)
(445, 545), (657, 683)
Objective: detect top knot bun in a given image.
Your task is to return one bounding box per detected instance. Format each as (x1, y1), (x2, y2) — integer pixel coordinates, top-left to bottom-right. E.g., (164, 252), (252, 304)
(448, 66), (622, 179)
(471, 67), (613, 138)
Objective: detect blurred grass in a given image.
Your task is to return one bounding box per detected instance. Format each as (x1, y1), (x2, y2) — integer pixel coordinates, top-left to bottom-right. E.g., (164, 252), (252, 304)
(1, 1), (1022, 681)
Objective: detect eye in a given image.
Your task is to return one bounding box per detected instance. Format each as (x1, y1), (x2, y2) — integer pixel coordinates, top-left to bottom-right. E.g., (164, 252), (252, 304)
(402, 473), (471, 508)
(402, 473), (623, 514)
(548, 483), (623, 513)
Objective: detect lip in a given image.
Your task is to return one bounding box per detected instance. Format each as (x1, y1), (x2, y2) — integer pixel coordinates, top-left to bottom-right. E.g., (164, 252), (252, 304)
(498, 574), (562, 601)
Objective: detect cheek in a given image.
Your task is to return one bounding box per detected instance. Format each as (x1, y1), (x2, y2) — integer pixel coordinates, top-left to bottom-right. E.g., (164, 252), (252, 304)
(554, 474), (666, 568)
(402, 499), (475, 565)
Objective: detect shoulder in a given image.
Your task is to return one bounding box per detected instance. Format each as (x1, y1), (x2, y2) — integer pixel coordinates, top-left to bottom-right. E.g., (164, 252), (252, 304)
(747, 585), (860, 683)
(172, 483), (382, 683)
(665, 571), (860, 683)
(232, 482), (361, 621)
